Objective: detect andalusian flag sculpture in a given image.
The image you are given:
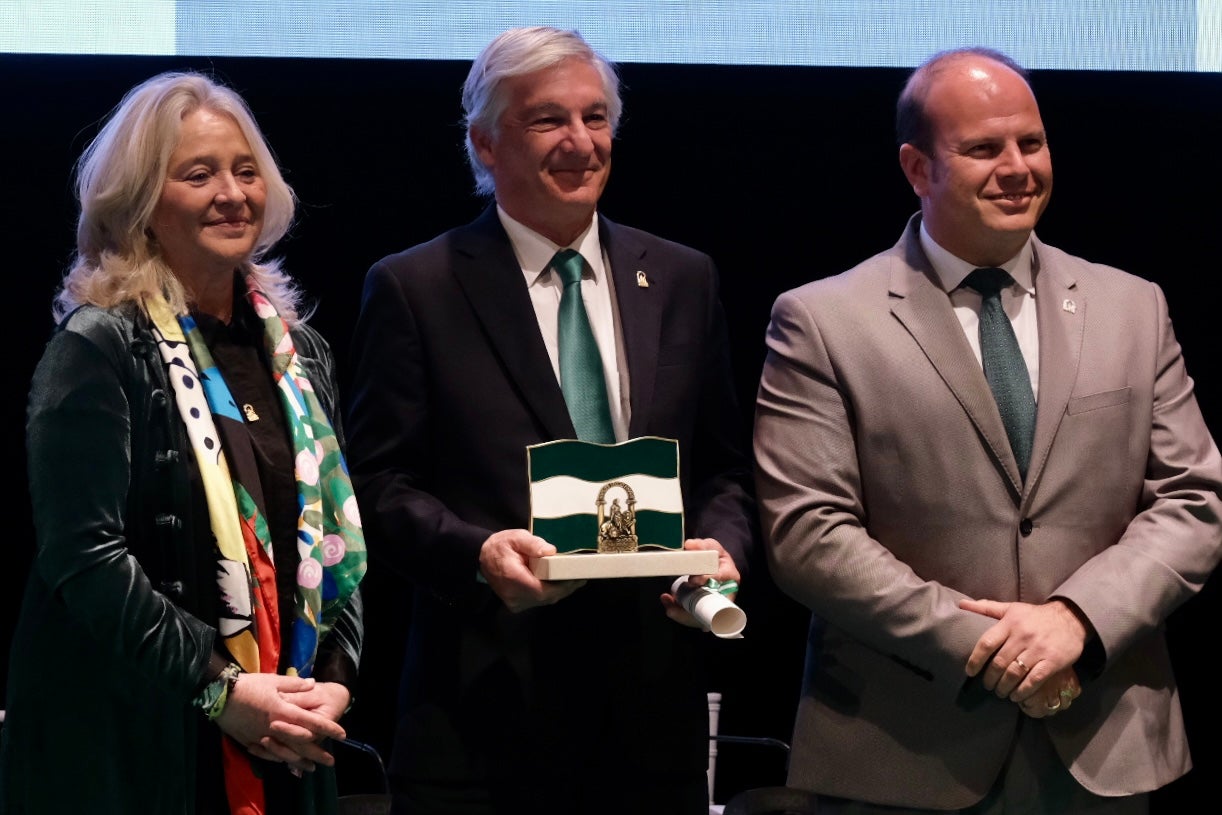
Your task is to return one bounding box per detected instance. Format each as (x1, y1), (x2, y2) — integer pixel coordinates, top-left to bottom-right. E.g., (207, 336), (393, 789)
(527, 436), (718, 579)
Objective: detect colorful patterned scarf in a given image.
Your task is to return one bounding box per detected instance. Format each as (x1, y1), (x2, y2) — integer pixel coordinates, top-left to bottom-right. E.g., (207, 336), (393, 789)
(145, 277), (366, 815)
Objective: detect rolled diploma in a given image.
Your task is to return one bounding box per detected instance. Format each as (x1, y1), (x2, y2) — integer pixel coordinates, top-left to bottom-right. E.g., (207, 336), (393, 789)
(671, 577), (747, 638)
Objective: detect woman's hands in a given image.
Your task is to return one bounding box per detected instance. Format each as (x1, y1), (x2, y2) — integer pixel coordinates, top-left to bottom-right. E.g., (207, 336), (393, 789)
(214, 673), (350, 772)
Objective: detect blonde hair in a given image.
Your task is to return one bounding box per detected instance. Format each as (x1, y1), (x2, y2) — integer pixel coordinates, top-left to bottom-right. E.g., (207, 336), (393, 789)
(54, 71), (304, 324)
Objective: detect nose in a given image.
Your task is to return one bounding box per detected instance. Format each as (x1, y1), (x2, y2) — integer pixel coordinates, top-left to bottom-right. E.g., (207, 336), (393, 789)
(996, 141), (1030, 178)
(561, 119), (595, 155)
(214, 172), (247, 204)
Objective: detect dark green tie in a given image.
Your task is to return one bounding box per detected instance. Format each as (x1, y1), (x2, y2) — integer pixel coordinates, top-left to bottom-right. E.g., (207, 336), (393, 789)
(553, 249), (615, 443)
(963, 267), (1036, 478)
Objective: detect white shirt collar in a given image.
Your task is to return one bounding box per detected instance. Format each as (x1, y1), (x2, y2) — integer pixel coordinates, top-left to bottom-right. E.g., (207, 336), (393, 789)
(919, 220), (1036, 296)
(496, 205), (603, 285)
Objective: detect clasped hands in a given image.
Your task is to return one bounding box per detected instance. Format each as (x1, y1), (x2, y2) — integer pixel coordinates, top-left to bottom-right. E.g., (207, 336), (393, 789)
(960, 598), (1089, 719)
(216, 673), (351, 772)
(478, 529), (739, 627)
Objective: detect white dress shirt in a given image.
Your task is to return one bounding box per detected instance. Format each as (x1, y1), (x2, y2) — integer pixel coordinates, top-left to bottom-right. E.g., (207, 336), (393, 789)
(920, 222), (1041, 400)
(497, 206), (631, 441)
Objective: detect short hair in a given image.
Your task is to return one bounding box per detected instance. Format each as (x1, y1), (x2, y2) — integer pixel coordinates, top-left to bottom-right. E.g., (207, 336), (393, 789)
(462, 26), (622, 196)
(896, 47), (1032, 155)
(54, 71), (304, 324)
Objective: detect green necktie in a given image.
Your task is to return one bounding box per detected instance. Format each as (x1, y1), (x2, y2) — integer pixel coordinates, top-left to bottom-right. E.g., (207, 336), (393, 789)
(964, 267), (1036, 478)
(553, 249), (615, 443)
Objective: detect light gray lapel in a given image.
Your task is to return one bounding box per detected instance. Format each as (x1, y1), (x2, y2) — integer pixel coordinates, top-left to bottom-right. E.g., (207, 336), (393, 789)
(1023, 240), (1083, 501)
(887, 226), (1024, 495)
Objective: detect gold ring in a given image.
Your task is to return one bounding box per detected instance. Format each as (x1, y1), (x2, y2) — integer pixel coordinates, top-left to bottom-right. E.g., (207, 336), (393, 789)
(1014, 657), (1030, 671)
(1046, 697), (1062, 712)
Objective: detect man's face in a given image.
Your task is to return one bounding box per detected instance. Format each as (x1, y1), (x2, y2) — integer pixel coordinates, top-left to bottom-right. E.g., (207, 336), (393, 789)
(900, 56), (1053, 267)
(472, 57), (612, 245)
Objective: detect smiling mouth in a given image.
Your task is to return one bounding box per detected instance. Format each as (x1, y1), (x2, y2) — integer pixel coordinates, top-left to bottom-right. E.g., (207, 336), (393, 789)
(990, 191), (1038, 203)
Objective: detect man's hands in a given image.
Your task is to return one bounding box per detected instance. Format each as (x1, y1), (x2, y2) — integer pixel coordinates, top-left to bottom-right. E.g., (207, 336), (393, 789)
(960, 598), (1090, 717)
(215, 674), (348, 772)
(478, 529), (586, 612)
(1017, 666), (1082, 719)
(478, 531), (741, 627)
(660, 538), (741, 628)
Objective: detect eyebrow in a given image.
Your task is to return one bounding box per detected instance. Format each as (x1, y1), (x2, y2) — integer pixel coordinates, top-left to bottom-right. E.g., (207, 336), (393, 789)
(956, 128), (1046, 145)
(522, 100), (608, 118)
(169, 152), (258, 168)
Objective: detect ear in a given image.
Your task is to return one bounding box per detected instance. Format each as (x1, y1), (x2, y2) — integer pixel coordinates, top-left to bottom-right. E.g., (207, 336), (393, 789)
(898, 143), (931, 198)
(470, 125), (496, 169)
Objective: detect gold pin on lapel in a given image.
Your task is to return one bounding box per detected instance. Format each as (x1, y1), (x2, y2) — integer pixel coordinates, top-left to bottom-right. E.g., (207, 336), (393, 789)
(243, 403), (260, 422)
(1062, 299), (1076, 314)
(636, 271), (649, 288)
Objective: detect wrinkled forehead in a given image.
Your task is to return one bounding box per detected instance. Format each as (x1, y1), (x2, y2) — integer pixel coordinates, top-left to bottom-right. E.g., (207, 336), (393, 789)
(507, 58), (607, 102)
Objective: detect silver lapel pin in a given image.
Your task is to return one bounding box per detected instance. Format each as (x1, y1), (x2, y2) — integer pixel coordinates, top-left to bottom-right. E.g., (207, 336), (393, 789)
(1062, 299), (1076, 314)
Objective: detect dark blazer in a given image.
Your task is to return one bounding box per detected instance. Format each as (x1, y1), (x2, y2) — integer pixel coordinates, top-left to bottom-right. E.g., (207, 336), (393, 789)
(1, 302), (361, 814)
(754, 215), (1222, 809)
(345, 206), (756, 808)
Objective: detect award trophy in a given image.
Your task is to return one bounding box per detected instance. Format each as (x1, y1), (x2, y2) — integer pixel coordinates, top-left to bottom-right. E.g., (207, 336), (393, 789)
(527, 436), (718, 579)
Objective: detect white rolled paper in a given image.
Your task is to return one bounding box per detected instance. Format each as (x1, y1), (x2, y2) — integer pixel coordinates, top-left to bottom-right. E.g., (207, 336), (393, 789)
(671, 577), (747, 638)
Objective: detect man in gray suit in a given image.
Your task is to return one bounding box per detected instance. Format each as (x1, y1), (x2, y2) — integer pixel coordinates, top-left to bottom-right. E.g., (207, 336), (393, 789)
(754, 47), (1222, 813)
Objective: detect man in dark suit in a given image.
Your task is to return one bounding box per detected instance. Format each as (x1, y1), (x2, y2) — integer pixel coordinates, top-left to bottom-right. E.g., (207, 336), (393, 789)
(345, 25), (755, 815)
(754, 47), (1222, 813)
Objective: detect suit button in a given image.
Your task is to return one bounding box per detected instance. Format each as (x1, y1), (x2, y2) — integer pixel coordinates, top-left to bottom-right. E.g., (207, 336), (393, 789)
(155, 513), (182, 530)
(154, 450), (180, 468)
(1019, 518), (1033, 536)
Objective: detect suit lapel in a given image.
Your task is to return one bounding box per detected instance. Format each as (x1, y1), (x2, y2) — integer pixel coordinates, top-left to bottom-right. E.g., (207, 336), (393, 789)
(601, 217), (662, 437)
(1024, 240), (1082, 500)
(452, 208), (576, 440)
(888, 222), (1025, 495)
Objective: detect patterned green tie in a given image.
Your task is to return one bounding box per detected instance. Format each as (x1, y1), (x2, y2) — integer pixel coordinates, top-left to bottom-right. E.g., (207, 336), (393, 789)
(553, 249), (615, 443)
(964, 267), (1036, 478)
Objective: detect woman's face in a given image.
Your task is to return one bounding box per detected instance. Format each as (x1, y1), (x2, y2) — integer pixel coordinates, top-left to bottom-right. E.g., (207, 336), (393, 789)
(150, 108), (266, 283)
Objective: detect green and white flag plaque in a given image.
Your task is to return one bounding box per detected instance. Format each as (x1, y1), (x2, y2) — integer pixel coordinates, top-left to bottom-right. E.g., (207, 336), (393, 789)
(527, 436), (718, 580)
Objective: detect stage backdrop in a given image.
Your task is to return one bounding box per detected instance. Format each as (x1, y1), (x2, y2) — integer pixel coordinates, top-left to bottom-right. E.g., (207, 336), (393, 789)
(1, 46), (1219, 808)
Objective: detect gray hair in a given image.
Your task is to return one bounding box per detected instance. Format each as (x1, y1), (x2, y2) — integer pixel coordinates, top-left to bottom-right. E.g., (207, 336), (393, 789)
(896, 47), (1031, 155)
(55, 71), (304, 324)
(462, 26), (622, 196)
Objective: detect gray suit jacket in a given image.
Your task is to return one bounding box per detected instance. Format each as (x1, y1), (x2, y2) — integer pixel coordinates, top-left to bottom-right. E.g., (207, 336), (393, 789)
(753, 215), (1222, 808)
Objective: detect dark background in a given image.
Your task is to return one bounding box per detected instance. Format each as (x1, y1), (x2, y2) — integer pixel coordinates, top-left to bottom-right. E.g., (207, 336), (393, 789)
(2, 54), (1220, 808)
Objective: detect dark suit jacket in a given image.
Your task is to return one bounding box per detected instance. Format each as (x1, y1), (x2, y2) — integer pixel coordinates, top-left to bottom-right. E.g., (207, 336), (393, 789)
(754, 215), (1222, 808)
(345, 207), (755, 807)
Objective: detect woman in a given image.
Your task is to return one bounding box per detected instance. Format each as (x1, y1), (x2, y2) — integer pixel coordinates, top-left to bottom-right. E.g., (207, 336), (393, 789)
(0, 72), (366, 814)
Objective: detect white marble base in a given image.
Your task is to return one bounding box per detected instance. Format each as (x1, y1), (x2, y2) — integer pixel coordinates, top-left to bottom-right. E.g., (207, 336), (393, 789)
(531, 549), (719, 580)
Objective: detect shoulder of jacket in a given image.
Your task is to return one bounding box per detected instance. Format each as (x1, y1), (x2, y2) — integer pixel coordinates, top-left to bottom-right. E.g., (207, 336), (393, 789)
(605, 219), (711, 266)
(53, 302), (157, 361)
(1033, 239), (1154, 296)
(289, 320), (332, 358)
(58, 301), (139, 336)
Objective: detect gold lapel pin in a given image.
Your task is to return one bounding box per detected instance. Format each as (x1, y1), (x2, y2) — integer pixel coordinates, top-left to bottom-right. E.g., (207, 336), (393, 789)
(636, 271), (649, 288)
(1062, 299), (1076, 314)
